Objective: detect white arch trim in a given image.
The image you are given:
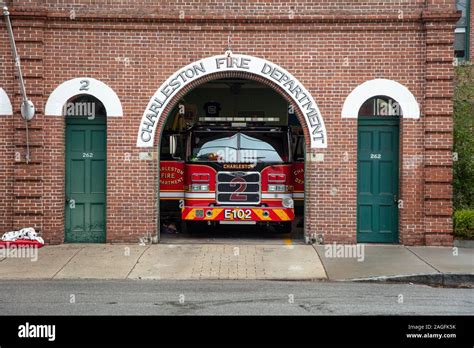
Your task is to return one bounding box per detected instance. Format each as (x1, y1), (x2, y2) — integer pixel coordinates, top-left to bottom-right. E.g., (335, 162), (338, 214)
(341, 79), (420, 119)
(137, 53), (327, 148)
(45, 78), (123, 117)
(0, 88), (13, 116)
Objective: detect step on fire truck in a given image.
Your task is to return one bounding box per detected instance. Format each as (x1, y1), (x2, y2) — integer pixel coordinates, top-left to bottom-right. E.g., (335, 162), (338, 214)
(160, 116), (299, 233)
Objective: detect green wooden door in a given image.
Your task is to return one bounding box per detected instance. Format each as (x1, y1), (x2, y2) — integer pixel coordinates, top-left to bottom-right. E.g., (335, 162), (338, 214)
(65, 117), (106, 243)
(357, 118), (399, 243)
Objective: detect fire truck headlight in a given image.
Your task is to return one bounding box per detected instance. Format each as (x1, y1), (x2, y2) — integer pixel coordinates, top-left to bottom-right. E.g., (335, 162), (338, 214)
(282, 197), (294, 209)
(191, 184), (209, 192)
(269, 185), (286, 192)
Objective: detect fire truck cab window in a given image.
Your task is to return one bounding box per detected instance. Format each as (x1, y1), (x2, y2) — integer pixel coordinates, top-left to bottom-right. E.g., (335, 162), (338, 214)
(240, 133), (285, 163)
(192, 132), (238, 162)
(190, 131), (287, 163)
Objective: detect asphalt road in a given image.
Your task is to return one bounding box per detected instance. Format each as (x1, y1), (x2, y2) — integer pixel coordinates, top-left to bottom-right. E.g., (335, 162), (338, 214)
(0, 280), (472, 316)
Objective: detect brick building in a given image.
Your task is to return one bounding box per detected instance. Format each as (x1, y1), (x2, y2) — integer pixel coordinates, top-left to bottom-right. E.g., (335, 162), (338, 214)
(0, 0), (466, 246)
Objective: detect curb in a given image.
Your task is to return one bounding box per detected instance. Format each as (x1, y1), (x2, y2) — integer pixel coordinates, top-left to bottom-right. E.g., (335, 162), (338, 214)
(454, 239), (474, 248)
(343, 273), (474, 288)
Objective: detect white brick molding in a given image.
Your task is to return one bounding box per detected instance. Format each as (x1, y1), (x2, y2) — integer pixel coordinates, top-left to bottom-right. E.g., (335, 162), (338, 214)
(45, 78), (123, 117)
(0, 88), (13, 116)
(341, 79), (420, 119)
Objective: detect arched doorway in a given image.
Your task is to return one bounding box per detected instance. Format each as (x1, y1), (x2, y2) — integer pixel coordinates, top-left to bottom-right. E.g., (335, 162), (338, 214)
(138, 54), (327, 241)
(157, 75), (308, 241)
(64, 95), (107, 243)
(342, 78), (420, 244)
(357, 96), (401, 243)
(45, 77), (122, 243)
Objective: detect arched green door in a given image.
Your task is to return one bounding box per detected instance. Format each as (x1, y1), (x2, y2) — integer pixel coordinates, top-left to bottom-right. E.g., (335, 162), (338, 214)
(357, 117), (399, 243)
(65, 116), (106, 243)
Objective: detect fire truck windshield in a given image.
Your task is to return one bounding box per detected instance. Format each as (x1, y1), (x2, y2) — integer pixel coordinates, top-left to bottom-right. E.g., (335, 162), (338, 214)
(189, 131), (288, 163)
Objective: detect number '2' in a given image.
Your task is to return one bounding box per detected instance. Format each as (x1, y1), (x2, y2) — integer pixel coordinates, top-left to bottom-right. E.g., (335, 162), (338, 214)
(230, 177), (247, 201)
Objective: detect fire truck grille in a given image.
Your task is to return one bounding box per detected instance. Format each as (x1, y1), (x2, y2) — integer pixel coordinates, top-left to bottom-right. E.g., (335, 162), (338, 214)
(216, 171), (261, 205)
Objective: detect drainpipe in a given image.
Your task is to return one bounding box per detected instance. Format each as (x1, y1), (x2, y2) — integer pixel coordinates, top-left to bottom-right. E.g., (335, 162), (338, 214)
(3, 6), (35, 163)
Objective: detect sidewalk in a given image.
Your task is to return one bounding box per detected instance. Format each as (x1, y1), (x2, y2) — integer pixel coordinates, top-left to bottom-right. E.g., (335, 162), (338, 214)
(0, 243), (326, 281)
(0, 243), (472, 285)
(314, 244), (474, 287)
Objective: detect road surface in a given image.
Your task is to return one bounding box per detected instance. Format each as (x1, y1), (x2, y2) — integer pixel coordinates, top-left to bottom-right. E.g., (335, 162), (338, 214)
(0, 280), (472, 315)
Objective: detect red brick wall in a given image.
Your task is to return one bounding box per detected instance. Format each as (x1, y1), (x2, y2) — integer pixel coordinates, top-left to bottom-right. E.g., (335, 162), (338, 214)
(422, 11), (457, 245)
(0, 15), (16, 234)
(11, 0), (427, 13)
(6, 18), (47, 236)
(0, 0), (459, 245)
(471, 0), (474, 61)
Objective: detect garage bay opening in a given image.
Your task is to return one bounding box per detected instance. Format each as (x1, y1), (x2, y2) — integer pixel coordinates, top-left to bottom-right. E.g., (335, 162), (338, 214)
(159, 78), (305, 243)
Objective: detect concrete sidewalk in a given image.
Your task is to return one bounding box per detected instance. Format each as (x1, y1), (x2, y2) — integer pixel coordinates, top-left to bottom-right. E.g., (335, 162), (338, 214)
(313, 244), (474, 286)
(0, 243), (472, 284)
(0, 243), (326, 281)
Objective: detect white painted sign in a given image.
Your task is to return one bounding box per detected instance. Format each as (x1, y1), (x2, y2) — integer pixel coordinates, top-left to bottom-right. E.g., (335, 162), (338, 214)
(137, 53), (327, 149)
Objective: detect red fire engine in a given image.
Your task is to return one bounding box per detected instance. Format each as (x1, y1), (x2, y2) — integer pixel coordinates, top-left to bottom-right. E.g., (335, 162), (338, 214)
(291, 128), (305, 228)
(160, 117), (298, 233)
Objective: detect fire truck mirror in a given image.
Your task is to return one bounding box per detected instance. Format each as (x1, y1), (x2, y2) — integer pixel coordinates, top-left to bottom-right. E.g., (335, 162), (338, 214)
(169, 135), (178, 156)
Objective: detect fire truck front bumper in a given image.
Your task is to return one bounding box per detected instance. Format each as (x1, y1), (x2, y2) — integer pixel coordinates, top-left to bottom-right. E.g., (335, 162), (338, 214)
(181, 207), (294, 222)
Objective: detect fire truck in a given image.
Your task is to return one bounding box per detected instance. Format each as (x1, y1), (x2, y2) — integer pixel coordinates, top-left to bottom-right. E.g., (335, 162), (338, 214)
(291, 128), (305, 227)
(160, 118), (296, 233)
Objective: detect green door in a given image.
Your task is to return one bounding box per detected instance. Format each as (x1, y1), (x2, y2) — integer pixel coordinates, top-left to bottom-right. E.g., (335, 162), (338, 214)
(65, 117), (106, 243)
(357, 117), (399, 243)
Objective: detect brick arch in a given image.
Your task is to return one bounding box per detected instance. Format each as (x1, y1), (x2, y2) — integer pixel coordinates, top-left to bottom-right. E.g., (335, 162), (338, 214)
(137, 54), (327, 149)
(154, 70), (311, 149)
(152, 68), (318, 240)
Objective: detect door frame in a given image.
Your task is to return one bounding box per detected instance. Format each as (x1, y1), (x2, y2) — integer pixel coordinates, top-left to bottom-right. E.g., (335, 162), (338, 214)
(356, 116), (400, 243)
(65, 116), (107, 243)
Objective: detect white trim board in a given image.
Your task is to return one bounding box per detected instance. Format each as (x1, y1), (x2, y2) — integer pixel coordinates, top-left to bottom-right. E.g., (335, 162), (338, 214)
(45, 78), (123, 117)
(341, 79), (420, 119)
(0, 88), (13, 116)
